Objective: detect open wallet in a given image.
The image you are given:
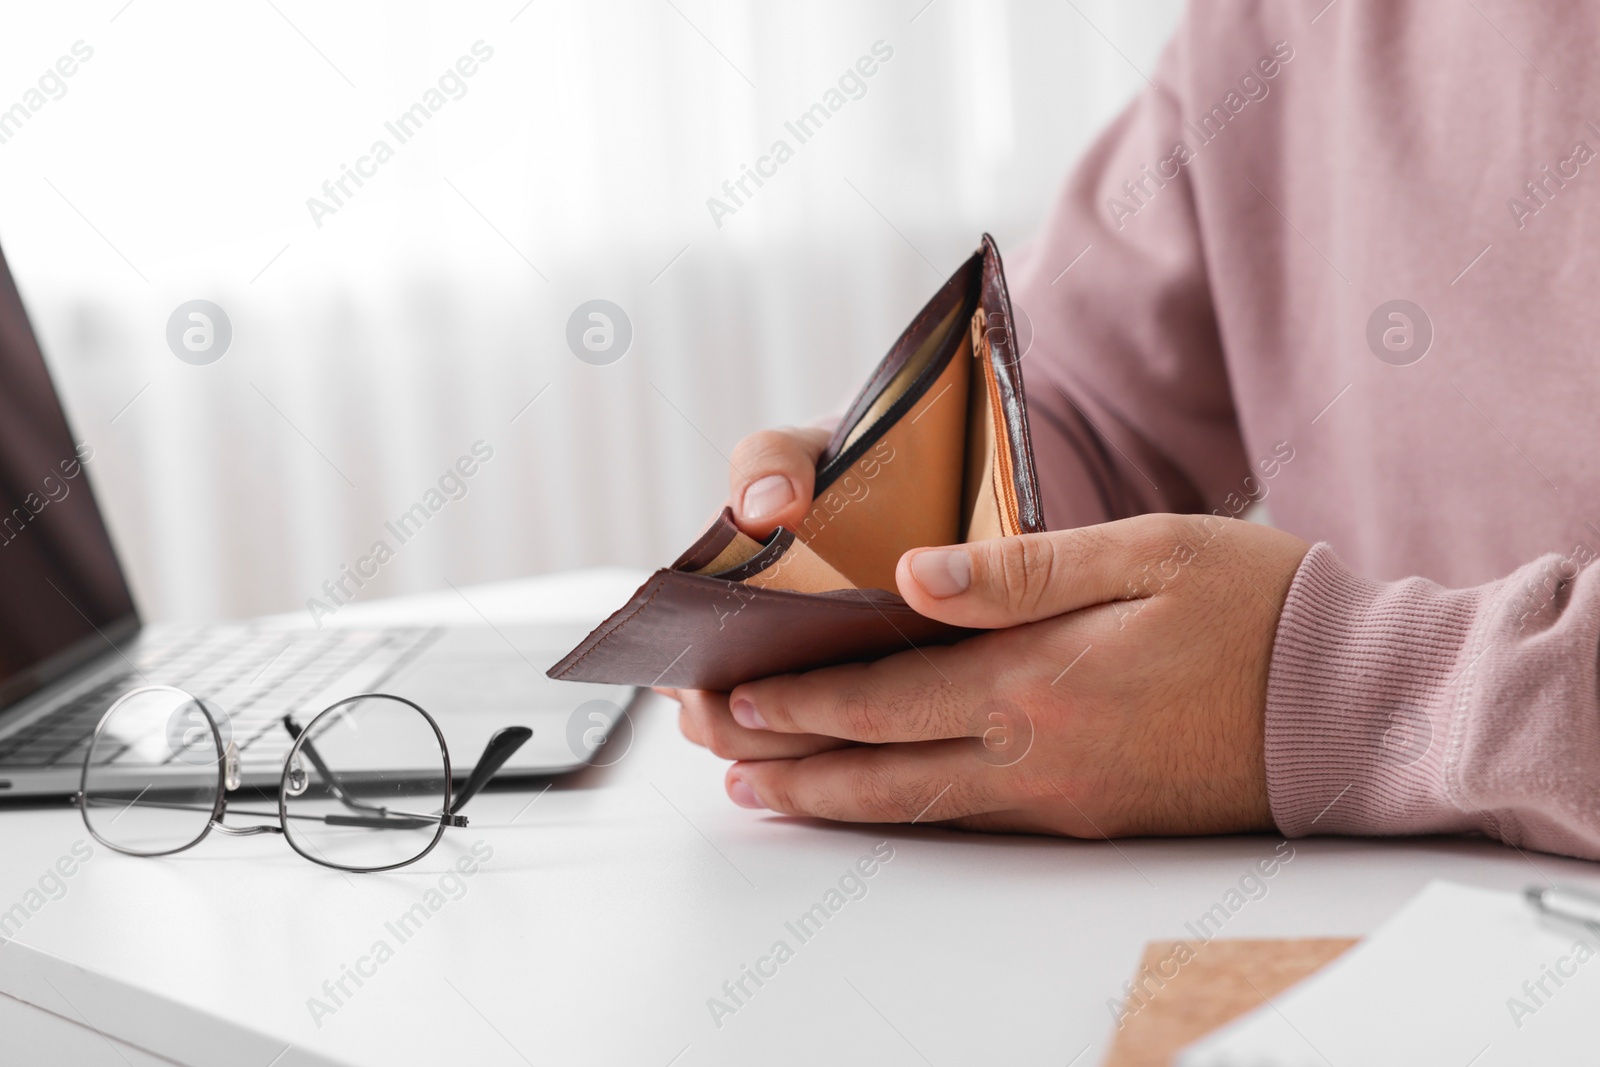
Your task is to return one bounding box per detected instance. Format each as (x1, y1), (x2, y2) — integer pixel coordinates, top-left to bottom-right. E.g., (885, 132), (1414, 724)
(547, 234), (1046, 691)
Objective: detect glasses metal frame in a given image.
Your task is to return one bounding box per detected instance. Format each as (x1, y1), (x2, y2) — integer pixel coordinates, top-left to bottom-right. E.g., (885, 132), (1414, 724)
(77, 685), (229, 858)
(75, 686), (520, 873)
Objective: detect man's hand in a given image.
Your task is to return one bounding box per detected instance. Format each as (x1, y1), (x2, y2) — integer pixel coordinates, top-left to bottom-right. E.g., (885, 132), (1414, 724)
(675, 514), (1311, 837)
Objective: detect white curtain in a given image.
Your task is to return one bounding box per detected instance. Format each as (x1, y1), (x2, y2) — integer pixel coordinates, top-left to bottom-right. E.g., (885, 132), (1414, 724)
(0, 0), (1183, 622)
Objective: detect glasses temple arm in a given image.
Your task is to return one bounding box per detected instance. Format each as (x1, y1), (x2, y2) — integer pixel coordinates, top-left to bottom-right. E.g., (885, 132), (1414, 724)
(79, 795), (462, 830)
(449, 726), (533, 815)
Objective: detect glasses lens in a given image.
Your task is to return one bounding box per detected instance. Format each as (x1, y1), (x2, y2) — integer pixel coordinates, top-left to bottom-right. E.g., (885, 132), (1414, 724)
(281, 695), (448, 871)
(82, 687), (222, 855)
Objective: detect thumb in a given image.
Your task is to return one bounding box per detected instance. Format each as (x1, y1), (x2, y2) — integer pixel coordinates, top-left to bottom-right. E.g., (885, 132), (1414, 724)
(895, 520), (1167, 628)
(728, 427), (832, 537)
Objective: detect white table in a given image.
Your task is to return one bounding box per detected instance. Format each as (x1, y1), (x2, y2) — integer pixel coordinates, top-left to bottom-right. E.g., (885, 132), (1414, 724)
(3, 569), (1598, 1067)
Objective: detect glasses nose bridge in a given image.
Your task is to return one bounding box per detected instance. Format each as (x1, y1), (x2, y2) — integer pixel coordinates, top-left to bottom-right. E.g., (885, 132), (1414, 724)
(210, 820), (284, 837)
(210, 789), (285, 836)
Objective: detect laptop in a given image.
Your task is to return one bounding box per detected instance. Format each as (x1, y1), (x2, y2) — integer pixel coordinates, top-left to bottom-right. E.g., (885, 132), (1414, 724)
(0, 242), (633, 798)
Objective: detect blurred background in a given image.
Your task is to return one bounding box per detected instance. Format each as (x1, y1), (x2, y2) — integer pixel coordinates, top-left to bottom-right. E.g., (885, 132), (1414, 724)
(0, 0), (1183, 623)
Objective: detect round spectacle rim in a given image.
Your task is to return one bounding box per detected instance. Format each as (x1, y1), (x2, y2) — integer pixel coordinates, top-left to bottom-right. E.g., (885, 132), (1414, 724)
(77, 684), (229, 859)
(276, 692), (455, 873)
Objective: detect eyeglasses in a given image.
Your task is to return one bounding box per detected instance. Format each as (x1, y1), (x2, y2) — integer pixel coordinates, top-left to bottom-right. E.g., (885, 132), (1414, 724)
(76, 686), (531, 872)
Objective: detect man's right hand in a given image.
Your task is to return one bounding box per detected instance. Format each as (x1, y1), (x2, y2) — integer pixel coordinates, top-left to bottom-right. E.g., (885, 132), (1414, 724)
(726, 426), (832, 537)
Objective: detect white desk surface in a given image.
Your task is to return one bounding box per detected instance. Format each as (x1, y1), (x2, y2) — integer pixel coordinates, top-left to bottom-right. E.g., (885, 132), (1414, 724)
(4, 568), (1599, 1067)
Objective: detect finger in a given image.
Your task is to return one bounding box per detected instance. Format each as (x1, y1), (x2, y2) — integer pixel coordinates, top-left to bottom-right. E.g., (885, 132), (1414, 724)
(653, 687), (680, 702)
(728, 427), (831, 537)
(726, 741), (1005, 823)
(727, 645), (987, 743)
(677, 689), (853, 761)
(894, 514), (1201, 628)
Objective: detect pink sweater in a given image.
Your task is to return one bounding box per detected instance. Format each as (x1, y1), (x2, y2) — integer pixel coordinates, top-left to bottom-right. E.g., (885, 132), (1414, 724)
(1009, 1), (1600, 860)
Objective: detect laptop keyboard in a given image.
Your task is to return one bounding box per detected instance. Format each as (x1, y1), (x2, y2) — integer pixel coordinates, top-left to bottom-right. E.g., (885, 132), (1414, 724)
(0, 626), (440, 771)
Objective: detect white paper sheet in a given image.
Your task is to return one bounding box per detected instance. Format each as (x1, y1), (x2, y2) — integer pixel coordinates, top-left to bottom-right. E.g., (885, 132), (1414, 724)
(1178, 880), (1600, 1067)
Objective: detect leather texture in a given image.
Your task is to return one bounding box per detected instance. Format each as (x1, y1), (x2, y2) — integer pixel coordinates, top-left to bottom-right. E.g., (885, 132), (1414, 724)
(548, 235), (1045, 690)
(547, 572), (972, 691)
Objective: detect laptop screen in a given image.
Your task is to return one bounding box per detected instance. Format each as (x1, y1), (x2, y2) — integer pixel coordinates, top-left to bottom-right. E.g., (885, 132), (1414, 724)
(0, 242), (138, 709)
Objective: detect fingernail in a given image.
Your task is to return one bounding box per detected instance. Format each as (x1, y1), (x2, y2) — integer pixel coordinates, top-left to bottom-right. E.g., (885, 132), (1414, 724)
(728, 776), (767, 809)
(741, 474), (794, 521)
(910, 548), (971, 598)
(730, 698), (768, 730)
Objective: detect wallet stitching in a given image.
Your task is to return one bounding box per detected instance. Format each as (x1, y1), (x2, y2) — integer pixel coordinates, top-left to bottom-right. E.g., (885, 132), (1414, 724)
(556, 577), (670, 676)
(864, 274), (962, 396)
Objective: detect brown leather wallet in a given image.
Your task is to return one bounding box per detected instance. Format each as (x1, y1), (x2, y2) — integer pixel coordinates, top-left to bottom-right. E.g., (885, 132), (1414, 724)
(548, 234), (1045, 690)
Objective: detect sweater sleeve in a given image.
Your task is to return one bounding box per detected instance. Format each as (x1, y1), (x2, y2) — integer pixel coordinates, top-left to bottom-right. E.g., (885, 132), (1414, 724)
(1267, 542), (1600, 861)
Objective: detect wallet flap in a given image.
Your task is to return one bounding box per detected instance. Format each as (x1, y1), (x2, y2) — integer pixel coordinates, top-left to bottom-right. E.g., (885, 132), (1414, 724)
(813, 234), (1044, 540)
(546, 569), (971, 690)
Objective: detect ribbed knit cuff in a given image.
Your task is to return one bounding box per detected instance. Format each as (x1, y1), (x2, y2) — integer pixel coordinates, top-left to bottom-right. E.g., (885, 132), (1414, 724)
(1265, 543), (1488, 838)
